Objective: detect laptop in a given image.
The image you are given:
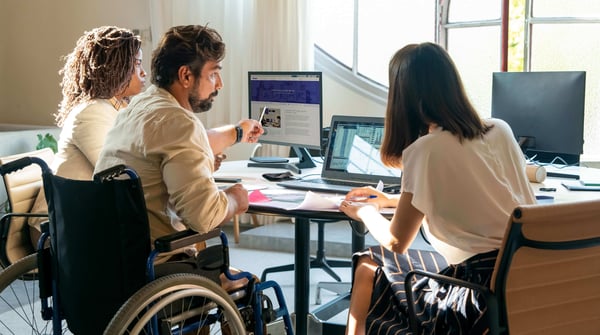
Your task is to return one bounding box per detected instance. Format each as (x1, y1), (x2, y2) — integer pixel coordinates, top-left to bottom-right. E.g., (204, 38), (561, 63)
(277, 115), (402, 194)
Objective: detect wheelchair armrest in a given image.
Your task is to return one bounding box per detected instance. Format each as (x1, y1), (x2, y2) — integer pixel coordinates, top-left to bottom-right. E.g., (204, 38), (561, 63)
(154, 229), (221, 253)
(404, 269), (494, 334)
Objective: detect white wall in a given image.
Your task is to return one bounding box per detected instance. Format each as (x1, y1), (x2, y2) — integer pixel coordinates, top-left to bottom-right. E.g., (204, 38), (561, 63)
(0, 0), (383, 129)
(0, 0), (151, 126)
(321, 72), (386, 126)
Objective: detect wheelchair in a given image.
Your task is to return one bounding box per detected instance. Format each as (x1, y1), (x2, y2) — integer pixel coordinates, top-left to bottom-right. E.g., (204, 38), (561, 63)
(0, 156), (294, 335)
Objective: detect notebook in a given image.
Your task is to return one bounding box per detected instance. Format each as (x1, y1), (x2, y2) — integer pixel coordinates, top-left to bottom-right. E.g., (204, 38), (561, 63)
(277, 115), (402, 194)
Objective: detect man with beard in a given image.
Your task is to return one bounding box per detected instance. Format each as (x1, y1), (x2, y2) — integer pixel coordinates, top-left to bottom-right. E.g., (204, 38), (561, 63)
(94, 25), (263, 282)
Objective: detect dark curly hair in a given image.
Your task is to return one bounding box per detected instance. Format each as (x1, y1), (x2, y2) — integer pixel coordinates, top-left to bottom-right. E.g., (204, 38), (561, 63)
(151, 24), (225, 88)
(55, 26), (141, 127)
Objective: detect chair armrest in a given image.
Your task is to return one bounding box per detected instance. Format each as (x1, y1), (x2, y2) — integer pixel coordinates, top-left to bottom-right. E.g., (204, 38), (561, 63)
(404, 269), (493, 334)
(0, 212), (49, 225)
(153, 228), (221, 253)
(406, 269), (491, 292)
(1, 212), (49, 238)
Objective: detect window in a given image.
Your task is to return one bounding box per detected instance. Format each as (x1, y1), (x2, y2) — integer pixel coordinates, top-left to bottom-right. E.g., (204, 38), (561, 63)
(312, 0), (600, 159)
(526, 0), (600, 159)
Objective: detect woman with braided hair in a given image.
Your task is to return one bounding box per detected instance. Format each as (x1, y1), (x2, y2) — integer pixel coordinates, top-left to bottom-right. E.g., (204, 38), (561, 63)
(28, 26), (146, 236)
(53, 25), (146, 179)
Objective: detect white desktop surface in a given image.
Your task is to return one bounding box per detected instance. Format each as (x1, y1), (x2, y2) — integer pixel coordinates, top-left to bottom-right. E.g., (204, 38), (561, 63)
(532, 165), (600, 203)
(215, 157), (321, 178)
(216, 160), (600, 204)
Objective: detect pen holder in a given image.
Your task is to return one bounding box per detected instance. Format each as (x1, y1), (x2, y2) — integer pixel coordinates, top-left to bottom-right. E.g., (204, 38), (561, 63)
(526, 165), (547, 183)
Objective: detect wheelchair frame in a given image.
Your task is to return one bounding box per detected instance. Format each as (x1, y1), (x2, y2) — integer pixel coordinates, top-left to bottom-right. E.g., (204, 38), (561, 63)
(0, 156), (294, 335)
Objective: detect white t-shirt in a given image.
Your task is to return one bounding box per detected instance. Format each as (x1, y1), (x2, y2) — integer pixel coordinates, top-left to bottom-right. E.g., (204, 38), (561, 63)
(401, 118), (536, 264)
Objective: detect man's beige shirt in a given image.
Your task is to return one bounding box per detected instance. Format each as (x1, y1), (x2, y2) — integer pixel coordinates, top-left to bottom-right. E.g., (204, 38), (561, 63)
(95, 85), (229, 246)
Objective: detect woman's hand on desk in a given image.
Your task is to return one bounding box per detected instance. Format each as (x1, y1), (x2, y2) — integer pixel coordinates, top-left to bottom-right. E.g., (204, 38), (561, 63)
(344, 186), (399, 208)
(339, 200), (380, 222)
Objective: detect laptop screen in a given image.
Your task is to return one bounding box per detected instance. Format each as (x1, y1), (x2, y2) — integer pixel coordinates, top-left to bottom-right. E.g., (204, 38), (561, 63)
(322, 115), (402, 185)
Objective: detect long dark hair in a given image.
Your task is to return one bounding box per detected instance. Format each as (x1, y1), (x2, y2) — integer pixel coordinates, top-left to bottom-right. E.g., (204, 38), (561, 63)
(381, 42), (491, 167)
(151, 24), (225, 89)
(55, 26), (141, 127)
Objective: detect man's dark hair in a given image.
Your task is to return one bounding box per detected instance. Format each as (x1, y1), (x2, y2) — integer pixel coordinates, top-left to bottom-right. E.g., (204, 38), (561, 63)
(151, 25), (225, 88)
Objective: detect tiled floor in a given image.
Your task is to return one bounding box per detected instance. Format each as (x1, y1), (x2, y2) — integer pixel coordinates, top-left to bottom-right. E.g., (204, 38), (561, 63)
(225, 219), (357, 328)
(225, 218), (434, 332)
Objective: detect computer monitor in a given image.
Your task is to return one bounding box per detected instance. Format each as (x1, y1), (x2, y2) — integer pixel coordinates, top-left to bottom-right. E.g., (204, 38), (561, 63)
(491, 71), (586, 165)
(247, 71), (323, 173)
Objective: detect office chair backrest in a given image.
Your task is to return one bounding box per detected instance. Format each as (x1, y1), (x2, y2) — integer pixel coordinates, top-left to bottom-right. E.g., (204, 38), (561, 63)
(491, 199), (600, 334)
(0, 148), (54, 266)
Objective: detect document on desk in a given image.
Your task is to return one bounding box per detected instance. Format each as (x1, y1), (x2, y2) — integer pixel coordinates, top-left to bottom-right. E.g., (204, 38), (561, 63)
(249, 189), (341, 210)
(249, 189), (395, 215)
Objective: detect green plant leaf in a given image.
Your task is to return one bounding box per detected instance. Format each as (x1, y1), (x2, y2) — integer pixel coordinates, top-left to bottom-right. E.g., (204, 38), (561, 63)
(36, 133), (58, 153)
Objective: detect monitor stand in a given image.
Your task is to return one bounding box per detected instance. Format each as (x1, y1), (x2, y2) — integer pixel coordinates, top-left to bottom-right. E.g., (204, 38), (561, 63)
(247, 146), (316, 174)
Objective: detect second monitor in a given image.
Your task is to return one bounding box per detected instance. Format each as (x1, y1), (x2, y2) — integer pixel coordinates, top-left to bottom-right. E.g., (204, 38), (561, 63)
(247, 71), (323, 173)
(491, 71), (586, 165)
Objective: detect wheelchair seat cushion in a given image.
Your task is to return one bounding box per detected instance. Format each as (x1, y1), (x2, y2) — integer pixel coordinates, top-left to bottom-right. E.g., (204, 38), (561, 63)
(153, 244), (225, 284)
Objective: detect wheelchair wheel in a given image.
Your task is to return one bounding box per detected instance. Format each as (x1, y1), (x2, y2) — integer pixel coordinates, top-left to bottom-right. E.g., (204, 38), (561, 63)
(0, 253), (71, 334)
(104, 273), (246, 335)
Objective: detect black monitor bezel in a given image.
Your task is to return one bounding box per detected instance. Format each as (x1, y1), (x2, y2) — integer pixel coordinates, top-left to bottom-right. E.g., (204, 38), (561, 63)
(491, 71), (586, 165)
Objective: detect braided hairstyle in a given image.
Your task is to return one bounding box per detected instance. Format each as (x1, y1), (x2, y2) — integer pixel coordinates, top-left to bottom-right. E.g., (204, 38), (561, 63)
(55, 26), (141, 127)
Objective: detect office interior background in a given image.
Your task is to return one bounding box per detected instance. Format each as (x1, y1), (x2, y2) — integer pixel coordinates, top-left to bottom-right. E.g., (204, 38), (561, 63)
(1, 0), (599, 160)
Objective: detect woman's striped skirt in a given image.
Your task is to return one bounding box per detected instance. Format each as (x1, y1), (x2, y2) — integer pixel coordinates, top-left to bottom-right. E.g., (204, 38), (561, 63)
(353, 247), (498, 334)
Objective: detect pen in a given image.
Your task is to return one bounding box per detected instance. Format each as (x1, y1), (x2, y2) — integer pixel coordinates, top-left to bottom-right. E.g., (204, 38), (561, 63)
(349, 195), (378, 201)
(258, 106), (267, 124)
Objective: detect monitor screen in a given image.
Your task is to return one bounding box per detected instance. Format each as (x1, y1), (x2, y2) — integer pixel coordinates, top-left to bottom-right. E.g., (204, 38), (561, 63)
(491, 71), (586, 165)
(248, 71), (323, 150)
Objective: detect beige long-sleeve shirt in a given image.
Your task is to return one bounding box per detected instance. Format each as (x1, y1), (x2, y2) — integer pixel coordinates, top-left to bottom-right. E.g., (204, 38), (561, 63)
(95, 85), (229, 244)
(53, 99), (118, 180)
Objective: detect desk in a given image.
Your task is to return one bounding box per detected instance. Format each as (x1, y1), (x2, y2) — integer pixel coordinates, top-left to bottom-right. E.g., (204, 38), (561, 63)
(532, 165), (600, 202)
(215, 160), (369, 335)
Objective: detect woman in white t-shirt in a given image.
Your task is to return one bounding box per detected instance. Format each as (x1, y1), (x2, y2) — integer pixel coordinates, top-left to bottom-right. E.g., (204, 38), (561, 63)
(339, 42), (536, 335)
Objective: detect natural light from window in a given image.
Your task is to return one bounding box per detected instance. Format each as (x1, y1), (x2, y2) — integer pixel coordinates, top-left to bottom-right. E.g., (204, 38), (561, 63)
(311, 0), (600, 160)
